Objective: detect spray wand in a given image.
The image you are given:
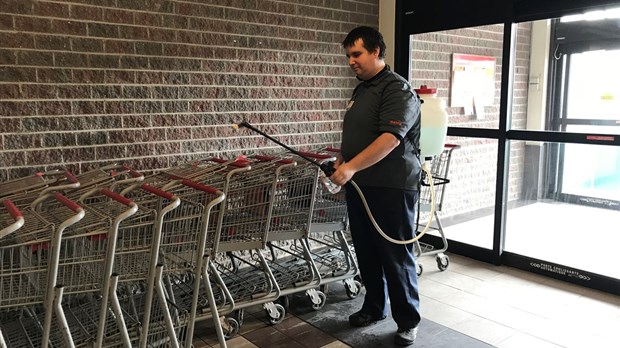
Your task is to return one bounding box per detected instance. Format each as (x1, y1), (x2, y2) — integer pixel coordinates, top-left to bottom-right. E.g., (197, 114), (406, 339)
(232, 121), (436, 245)
(233, 121), (336, 176)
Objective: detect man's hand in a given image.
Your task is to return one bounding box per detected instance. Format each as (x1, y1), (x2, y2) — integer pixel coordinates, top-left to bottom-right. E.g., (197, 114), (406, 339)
(329, 133), (400, 186)
(330, 162), (356, 186)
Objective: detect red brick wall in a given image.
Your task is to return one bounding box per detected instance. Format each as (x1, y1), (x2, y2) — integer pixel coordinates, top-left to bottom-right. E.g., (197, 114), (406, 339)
(0, 0), (378, 180)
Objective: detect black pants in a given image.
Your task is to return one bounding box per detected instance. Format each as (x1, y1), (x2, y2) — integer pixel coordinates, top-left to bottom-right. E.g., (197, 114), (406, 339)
(346, 185), (421, 330)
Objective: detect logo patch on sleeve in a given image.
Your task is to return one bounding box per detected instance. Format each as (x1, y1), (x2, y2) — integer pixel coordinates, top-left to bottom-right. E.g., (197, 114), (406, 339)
(388, 120), (402, 126)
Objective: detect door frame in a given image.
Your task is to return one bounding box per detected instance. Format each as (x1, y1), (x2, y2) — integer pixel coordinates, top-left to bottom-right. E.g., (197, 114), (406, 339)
(396, 0), (620, 295)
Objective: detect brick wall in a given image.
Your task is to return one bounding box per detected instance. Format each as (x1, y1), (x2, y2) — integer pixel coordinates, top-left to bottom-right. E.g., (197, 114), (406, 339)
(411, 23), (532, 217)
(0, 0), (379, 180)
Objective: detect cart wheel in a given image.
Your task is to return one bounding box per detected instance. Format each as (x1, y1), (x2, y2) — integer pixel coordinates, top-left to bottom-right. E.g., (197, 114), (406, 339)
(267, 303), (286, 325)
(278, 295), (290, 312)
(231, 309), (244, 327)
(222, 317), (239, 340)
(183, 271), (195, 285)
(436, 254), (450, 271)
(345, 280), (362, 299)
(416, 262), (424, 276)
(311, 291), (327, 311)
(226, 252), (239, 273)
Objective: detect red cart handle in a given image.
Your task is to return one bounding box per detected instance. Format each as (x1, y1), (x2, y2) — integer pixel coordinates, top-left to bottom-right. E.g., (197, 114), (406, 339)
(181, 179), (220, 194)
(210, 157), (251, 168)
(297, 151), (334, 160)
(101, 188), (134, 206)
(252, 155), (294, 165)
(140, 184), (175, 200)
(122, 164), (144, 178)
(209, 157), (227, 163)
(63, 170), (79, 184)
(3, 199), (22, 220)
(54, 192), (82, 212)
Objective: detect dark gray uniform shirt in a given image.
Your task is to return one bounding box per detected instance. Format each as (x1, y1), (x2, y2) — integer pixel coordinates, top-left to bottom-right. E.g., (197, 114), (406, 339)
(341, 66), (421, 190)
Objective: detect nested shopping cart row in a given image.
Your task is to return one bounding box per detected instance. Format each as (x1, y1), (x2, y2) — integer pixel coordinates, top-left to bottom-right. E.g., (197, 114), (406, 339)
(140, 153), (359, 341)
(0, 151), (359, 348)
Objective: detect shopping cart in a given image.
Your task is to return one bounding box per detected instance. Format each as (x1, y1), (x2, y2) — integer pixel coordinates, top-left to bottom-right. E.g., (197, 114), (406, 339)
(3, 167), (153, 346)
(127, 179), (226, 348)
(67, 164), (145, 199)
(203, 158), (284, 322)
(303, 149), (361, 300)
(256, 148), (360, 310)
(0, 191), (87, 348)
(255, 148), (360, 309)
(415, 144), (460, 276)
(53, 168), (222, 348)
(44, 187), (140, 348)
(226, 154), (324, 326)
(0, 170), (81, 208)
(227, 121), (358, 299)
(131, 158), (276, 348)
(103, 180), (217, 348)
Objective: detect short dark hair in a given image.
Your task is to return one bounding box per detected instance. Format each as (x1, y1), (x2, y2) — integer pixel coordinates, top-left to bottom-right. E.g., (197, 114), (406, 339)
(342, 26), (386, 59)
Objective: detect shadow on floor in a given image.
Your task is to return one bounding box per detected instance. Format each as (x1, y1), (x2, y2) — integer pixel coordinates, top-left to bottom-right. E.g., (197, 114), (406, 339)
(290, 283), (493, 348)
(290, 282), (495, 348)
(194, 281), (496, 347)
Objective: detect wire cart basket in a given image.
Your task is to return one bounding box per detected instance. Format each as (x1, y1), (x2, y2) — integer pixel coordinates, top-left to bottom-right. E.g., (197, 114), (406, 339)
(415, 144), (460, 276)
(55, 188), (140, 348)
(0, 170), (81, 208)
(135, 157), (282, 347)
(241, 154), (323, 325)
(0, 191), (89, 348)
(306, 148), (361, 300)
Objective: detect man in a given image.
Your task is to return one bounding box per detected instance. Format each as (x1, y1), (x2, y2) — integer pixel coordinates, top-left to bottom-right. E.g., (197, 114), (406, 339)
(329, 26), (422, 346)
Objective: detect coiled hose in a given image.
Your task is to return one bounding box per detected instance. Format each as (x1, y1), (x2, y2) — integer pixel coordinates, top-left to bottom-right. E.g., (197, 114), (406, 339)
(348, 161), (435, 245)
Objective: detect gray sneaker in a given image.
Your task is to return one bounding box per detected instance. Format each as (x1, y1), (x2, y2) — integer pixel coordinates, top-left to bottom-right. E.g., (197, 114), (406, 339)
(394, 326), (418, 346)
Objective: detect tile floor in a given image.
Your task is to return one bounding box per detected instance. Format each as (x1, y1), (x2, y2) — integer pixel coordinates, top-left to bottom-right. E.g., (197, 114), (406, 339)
(439, 201), (620, 279)
(192, 252), (620, 348)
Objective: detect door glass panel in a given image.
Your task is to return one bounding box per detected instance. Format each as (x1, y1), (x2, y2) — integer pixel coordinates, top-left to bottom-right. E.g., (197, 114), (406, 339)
(566, 50), (620, 120)
(512, 17), (620, 220)
(562, 141), (620, 201)
(418, 136), (497, 249)
(410, 24), (505, 129)
(506, 140), (620, 279)
(512, 16), (620, 133)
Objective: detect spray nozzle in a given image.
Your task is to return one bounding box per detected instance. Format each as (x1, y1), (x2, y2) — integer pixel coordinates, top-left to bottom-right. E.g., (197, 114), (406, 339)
(318, 161), (340, 193)
(232, 121), (250, 130)
(320, 161), (336, 176)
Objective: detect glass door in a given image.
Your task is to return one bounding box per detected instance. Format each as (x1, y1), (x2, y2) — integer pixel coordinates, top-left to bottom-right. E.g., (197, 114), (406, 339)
(401, 2), (620, 294)
(409, 24), (506, 254)
(559, 50), (620, 206)
(504, 17), (620, 283)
